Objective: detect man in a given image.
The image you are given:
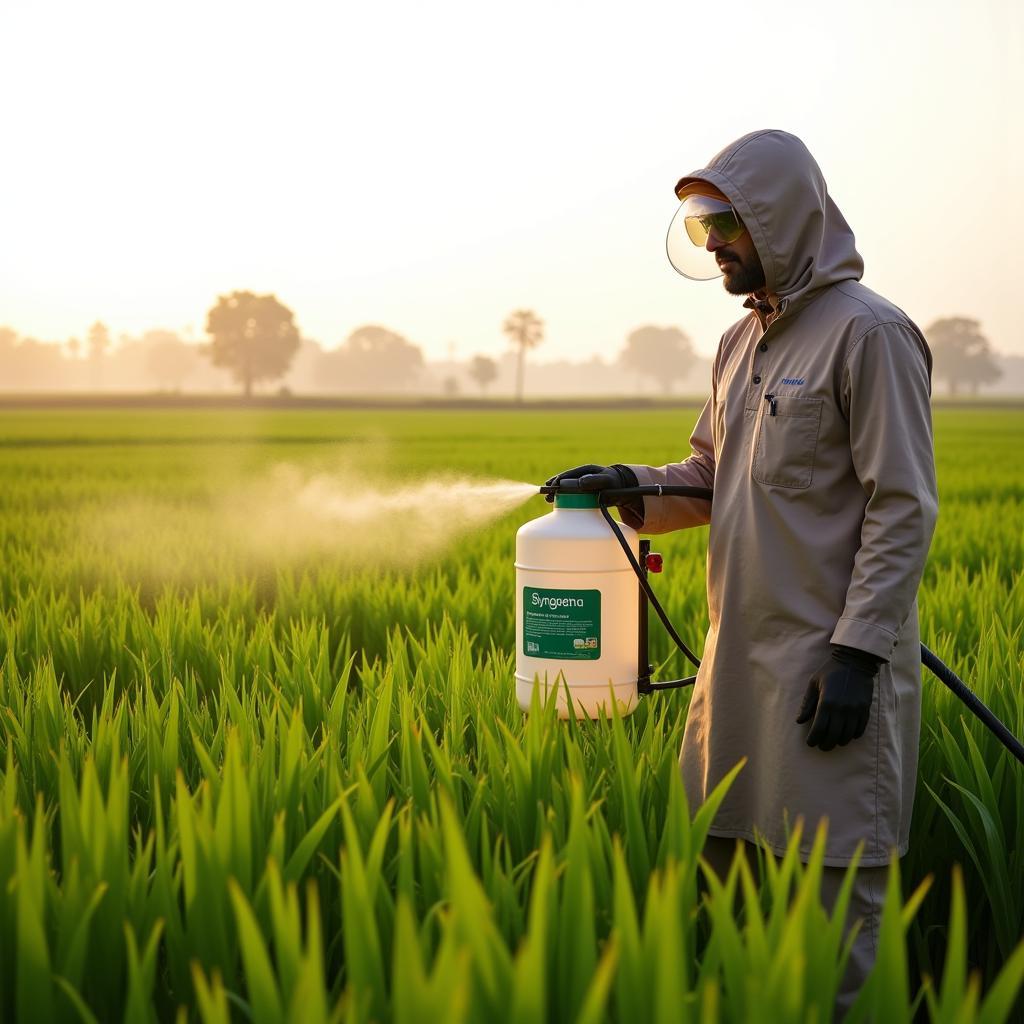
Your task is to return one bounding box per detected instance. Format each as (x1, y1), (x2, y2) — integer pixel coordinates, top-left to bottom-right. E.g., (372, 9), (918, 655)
(547, 129), (938, 1011)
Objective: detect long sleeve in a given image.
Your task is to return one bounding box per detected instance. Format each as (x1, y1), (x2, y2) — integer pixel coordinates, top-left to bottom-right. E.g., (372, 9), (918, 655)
(829, 323), (939, 660)
(624, 395), (716, 534)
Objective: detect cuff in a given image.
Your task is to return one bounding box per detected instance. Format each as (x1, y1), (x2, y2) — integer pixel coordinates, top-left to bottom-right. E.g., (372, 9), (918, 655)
(607, 464), (642, 528)
(830, 643), (886, 672)
(623, 464), (662, 533)
(830, 617), (898, 661)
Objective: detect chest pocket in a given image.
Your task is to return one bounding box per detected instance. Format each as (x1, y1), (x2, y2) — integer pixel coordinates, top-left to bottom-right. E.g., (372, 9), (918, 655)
(751, 394), (824, 489)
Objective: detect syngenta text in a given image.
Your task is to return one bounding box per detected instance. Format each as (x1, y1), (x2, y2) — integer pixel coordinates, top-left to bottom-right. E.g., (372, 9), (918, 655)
(532, 594), (583, 610)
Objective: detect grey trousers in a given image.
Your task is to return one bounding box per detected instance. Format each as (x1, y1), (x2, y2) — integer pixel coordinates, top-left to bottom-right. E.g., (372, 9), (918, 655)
(701, 834), (888, 1019)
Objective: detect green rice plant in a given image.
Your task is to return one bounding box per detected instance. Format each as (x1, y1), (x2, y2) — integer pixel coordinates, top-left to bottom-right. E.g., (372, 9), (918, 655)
(0, 406), (1020, 1020)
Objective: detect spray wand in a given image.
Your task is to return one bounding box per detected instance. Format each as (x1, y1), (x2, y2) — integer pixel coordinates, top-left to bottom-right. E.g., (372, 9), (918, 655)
(537, 480), (1024, 768)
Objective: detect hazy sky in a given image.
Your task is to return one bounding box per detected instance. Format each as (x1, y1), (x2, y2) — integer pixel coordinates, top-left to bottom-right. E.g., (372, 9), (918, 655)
(2, 0), (1022, 364)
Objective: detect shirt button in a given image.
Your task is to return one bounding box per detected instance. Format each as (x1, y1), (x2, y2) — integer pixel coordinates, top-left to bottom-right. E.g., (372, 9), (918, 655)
(752, 374), (762, 384)
(760, 342), (768, 352)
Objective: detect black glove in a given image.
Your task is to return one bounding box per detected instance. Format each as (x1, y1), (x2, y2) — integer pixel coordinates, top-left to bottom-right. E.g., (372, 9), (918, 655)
(795, 645), (884, 751)
(544, 463), (639, 501)
(544, 464), (643, 527)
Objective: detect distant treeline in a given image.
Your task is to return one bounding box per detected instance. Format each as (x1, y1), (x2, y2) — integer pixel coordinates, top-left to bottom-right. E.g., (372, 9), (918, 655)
(1, 301), (1017, 398)
(0, 301), (713, 399)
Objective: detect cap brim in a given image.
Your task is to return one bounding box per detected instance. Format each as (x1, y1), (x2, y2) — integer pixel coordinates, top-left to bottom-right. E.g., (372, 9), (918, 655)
(674, 177), (731, 203)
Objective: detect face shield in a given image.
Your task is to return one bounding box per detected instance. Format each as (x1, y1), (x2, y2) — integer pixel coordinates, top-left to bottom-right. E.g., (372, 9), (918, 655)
(666, 194), (746, 281)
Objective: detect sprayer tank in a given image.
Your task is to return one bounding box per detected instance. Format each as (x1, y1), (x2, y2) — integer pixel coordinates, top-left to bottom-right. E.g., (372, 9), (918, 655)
(515, 494), (640, 717)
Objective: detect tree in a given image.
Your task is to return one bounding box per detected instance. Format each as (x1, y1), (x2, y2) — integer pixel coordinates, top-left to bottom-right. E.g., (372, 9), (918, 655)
(143, 330), (197, 391)
(619, 325), (696, 395)
(87, 321), (110, 360)
(87, 321), (111, 388)
(205, 291), (300, 397)
(0, 330), (71, 390)
(322, 325), (423, 392)
(925, 317), (1001, 396)
(502, 309), (544, 402)
(468, 354), (499, 395)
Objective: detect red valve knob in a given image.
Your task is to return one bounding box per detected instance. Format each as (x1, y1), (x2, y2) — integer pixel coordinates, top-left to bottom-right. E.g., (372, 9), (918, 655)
(646, 552), (663, 573)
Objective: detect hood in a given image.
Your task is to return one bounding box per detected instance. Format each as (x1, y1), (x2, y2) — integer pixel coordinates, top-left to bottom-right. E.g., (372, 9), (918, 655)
(675, 130), (863, 317)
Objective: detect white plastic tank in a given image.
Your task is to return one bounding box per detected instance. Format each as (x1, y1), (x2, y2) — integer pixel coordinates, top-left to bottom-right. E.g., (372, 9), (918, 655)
(515, 492), (640, 718)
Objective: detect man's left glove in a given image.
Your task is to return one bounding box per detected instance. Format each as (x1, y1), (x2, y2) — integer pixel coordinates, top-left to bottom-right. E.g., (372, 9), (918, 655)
(544, 464), (639, 501)
(544, 464), (644, 528)
(796, 645), (884, 751)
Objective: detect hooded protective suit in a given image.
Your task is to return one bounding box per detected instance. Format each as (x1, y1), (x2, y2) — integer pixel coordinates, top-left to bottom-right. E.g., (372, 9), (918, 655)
(628, 130), (938, 866)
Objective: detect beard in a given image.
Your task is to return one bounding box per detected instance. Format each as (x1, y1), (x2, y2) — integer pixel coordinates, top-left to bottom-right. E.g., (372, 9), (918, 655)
(719, 252), (767, 295)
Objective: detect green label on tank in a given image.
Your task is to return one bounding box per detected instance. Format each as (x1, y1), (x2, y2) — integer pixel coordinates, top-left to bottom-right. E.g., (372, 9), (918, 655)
(523, 587), (601, 660)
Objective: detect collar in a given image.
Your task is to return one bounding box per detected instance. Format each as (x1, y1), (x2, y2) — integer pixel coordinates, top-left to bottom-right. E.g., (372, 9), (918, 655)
(743, 291), (786, 329)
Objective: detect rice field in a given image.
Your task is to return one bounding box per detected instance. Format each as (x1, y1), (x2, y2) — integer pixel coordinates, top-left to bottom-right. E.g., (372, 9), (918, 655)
(0, 405), (1022, 1022)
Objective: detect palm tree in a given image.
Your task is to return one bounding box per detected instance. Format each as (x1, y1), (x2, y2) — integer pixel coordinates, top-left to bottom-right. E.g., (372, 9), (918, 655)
(502, 309), (544, 403)
(468, 354), (499, 395)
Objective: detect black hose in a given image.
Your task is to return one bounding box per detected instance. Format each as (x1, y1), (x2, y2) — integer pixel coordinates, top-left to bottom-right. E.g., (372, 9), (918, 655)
(641, 675), (699, 691)
(600, 485), (715, 501)
(598, 497), (703, 670)
(921, 644), (1024, 767)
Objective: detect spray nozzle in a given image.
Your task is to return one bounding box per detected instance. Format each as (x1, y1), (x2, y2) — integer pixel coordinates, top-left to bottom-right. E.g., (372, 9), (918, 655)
(538, 481), (583, 496)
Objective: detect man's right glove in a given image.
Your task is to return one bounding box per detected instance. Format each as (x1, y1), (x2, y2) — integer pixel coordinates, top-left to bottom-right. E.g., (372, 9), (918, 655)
(544, 464), (643, 526)
(796, 644), (883, 751)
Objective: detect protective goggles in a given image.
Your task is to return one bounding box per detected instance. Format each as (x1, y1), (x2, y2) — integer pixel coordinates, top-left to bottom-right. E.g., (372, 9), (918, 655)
(665, 194), (746, 281)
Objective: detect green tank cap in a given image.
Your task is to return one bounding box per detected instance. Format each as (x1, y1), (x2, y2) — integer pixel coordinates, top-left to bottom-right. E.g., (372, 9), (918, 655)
(555, 492), (600, 509)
